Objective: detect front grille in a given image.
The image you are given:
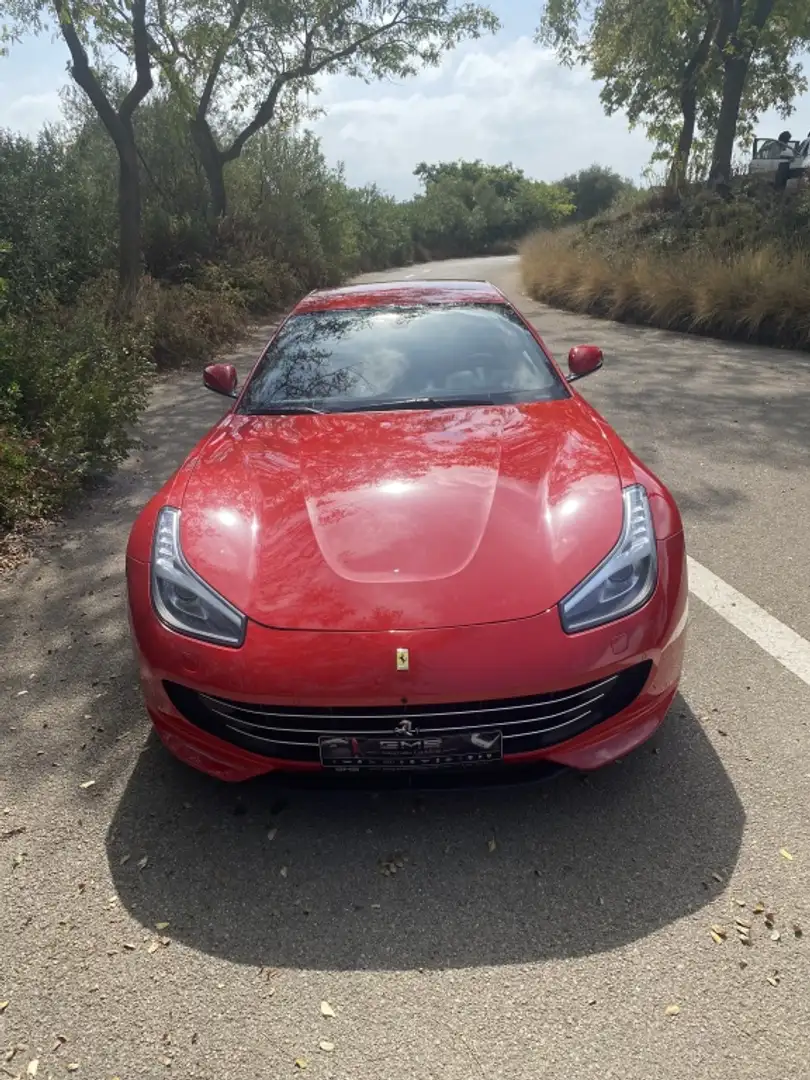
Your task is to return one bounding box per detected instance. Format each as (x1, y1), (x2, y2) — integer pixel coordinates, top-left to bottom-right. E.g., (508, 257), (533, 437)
(164, 661), (651, 765)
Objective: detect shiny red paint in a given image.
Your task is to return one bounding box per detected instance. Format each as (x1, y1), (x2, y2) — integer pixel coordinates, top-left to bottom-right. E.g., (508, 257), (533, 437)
(126, 278), (687, 783)
(568, 345), (604, 379)
(203, 362), (238, 397)
(174, 401), (622, 632)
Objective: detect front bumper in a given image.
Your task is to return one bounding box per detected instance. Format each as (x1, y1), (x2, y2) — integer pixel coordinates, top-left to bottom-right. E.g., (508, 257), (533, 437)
(126, 534), (687, 783)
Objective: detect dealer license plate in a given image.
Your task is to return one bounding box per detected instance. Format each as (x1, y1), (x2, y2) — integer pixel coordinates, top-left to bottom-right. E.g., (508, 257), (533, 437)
(319, 730), (503, 770)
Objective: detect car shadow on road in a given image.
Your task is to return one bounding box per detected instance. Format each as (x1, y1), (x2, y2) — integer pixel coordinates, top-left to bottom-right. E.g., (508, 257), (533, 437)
(107, 694), (744, 970)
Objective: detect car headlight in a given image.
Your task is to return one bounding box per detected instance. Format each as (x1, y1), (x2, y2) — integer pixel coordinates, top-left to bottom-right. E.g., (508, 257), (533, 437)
(151, 506), (246, 647)
(559, 485), (658, 633)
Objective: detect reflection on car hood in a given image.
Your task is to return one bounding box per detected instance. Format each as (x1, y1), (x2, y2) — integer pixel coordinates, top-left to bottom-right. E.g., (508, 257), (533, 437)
(178, 402), (623, 631)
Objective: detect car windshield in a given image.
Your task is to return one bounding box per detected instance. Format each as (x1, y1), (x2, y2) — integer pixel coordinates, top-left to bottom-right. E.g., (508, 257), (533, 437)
(237, 303), (568, 414)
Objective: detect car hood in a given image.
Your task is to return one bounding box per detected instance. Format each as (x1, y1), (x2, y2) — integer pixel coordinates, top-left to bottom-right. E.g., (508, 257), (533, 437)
(179, 402), (623, 632)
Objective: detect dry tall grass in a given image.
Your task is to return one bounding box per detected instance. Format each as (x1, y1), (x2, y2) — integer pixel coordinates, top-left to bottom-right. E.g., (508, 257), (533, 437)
(521, 228), (810, 350)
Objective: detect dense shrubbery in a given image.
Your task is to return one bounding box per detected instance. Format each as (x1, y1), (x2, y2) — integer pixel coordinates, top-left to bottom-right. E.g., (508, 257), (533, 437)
(1, 88), (591, 535)
(521, 182), (810, 349)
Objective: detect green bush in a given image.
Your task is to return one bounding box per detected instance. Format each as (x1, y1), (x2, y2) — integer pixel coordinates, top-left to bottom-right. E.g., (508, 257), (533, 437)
(0, 281), (153, 529)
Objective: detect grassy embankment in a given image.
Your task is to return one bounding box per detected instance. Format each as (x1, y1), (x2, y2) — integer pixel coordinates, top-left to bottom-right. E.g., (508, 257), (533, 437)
(521, 184), (810, 350)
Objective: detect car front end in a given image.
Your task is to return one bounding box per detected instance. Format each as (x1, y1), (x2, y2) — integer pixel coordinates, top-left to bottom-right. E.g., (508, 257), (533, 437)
(126, 491), (687, 785)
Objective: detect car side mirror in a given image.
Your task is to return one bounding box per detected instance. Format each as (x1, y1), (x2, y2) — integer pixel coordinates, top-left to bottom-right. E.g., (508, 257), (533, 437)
(567, 345), (604, 382)
(203, 363), (238, 398)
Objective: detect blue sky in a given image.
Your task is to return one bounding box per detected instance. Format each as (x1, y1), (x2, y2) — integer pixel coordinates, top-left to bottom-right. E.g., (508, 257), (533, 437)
(1, 0), (806, 199)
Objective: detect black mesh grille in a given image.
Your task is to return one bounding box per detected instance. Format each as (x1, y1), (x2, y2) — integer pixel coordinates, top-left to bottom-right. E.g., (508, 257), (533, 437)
(164, 661), (651, 766)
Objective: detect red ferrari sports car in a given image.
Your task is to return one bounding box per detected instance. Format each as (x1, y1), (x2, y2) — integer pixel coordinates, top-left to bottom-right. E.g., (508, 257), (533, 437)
(126, 279), (687, 784)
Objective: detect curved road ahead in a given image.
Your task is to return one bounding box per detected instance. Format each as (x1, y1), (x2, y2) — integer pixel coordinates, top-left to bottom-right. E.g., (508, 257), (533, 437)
(2, 255), (809, 1079)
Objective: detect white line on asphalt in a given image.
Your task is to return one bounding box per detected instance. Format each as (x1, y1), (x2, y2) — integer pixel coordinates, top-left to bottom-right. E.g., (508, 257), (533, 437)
(688, 555), (810, 687)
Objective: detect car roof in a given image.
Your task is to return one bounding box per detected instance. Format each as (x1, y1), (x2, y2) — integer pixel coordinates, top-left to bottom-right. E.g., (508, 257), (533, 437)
(293, 278), (507, 314)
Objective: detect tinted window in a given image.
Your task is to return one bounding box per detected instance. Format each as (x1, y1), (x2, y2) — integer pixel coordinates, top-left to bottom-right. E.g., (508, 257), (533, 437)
(238, 303), (567, 414)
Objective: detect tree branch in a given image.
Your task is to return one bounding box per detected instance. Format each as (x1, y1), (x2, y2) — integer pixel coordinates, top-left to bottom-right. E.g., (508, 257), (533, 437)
(197, 0), (250, 119)
(120, 0), (154, 121)
(221, 5), (413, 164)
(53, 0), (123, 140)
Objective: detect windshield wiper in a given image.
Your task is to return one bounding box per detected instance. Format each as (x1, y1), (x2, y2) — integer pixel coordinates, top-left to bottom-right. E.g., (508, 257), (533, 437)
(352, 395), (496, 412)
(253, 404), (326, 415)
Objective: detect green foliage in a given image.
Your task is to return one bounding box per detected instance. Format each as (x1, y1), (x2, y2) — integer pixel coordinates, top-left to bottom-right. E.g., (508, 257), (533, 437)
(0, 126), (115, 310)
(537, 0), (810, 181)
(0, 281), (153, 528)
(410, 159), (574, 257)
(560, 164), (636, 220)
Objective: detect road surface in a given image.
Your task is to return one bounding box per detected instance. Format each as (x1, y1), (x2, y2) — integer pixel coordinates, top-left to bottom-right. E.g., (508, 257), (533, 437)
(2, 255), (809, 1079)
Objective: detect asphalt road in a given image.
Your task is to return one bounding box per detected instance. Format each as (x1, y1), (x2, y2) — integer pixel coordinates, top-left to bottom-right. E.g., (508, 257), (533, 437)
(2, 255), (810, 1080)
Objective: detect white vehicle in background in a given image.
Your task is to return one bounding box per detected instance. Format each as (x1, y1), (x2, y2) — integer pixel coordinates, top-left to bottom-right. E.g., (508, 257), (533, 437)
(748, 133), (810, 190)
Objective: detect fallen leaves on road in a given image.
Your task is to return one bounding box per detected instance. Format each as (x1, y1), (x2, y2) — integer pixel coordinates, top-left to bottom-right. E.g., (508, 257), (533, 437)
(771, 930), (781, 942)
(136, 856), (148, 871)
(487, 838), (497, 853)
(793, 923), (803, 938)
(780, 848), (794, 861)
(155, 922), (170, 931)
(267, 828), (278, 842)
(753, 902), (765, 914)
(710, 925), (726, 944)
(148, 941), (160, 955)
(665, 1004), (680, 1017)
(0, 1001), (8, 1012)
(294, 1059), (308, 1070)
(11, 854), (23, 869)
(319, 1041), (335, 1053)
(78, 781), (96, 791)
(379, 852), (407, 876)
(26, 1061), (38, 1077)
(66, 1065), (79, 1073)
(767, 971), (781, 987)
(320, 1001), (336, 1018)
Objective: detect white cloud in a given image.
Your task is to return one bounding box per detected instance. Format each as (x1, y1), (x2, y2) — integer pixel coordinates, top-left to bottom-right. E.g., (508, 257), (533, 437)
(0, 90), (64, 135)
(310, 35), (655, 197)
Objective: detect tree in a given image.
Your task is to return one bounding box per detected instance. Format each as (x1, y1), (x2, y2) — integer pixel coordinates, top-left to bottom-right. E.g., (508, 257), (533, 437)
(538, 0), (722, 187)
(561, 164), (635, 219)
(2, 0), (154, 305)
(709, 0), (810, 183)
(537, 0), (809, 189)
(147, 0), (500, 219)
(411, 159), (573, 255)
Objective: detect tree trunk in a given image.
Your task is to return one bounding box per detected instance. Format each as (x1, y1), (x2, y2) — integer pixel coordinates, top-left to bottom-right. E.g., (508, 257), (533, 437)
(190, 116), (228, 220)
(669, 87), (699, 192)
(55, 0), (152, 310)
(117, 122), (143, 309)
(710, 54), (750, 183)
(668, 15), (718, 192)
(709, 0), (776, 185)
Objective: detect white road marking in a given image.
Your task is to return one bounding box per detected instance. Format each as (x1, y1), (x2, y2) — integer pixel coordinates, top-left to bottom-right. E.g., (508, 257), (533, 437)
(688, 555), (810, 687)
